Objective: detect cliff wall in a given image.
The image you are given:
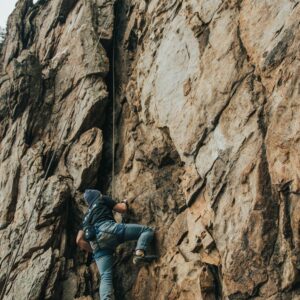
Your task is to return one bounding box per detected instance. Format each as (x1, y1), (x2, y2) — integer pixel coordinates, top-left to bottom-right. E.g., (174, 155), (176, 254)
(0, 0), (299, 299)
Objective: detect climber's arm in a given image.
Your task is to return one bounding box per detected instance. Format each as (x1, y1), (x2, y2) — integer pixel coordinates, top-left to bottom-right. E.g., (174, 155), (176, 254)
(76, 230), (93, 253)
(113, 199), (128, 214)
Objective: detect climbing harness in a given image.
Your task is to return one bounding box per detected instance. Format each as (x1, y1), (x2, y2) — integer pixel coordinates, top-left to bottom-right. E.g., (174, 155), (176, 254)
(0, 14), (112, 300)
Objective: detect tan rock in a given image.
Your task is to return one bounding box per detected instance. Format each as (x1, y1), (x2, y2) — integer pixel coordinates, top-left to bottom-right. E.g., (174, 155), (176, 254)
(0, 0), (299, 299)
(66, 127), (103, 189)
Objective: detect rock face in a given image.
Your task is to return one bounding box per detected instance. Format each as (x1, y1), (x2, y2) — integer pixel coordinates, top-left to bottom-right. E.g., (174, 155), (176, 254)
(0, 0), (299, 299)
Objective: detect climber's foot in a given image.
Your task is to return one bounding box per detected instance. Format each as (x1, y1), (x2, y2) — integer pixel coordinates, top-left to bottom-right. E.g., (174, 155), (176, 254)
(133, 254), (158, 265)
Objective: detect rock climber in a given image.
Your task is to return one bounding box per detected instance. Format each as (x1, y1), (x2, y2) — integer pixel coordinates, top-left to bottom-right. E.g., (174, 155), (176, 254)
(76, 189), (156, 300)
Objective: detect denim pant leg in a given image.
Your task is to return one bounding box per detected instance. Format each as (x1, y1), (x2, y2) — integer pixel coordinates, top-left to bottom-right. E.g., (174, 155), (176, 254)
(95, 255), (115, 300)
(123, 224), (154, 251)
(95, 221), (125, 250)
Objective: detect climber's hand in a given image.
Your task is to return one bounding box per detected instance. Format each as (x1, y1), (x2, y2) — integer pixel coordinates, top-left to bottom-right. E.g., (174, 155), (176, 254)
(76, 230), (93, 253)
(113, 201), (128, 214)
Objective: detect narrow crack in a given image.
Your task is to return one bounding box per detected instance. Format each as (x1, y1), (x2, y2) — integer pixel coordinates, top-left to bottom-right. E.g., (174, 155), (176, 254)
(96, 2), (120, 194)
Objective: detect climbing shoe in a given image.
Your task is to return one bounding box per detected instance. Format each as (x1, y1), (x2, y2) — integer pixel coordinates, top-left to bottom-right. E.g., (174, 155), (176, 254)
(133, 254), (158, 265)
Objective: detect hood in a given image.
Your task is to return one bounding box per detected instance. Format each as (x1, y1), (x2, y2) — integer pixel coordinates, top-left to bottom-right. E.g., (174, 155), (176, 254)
(84, 189), (102, 207)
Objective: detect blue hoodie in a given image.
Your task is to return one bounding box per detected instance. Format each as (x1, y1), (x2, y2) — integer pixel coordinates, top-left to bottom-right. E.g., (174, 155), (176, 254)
(84, 189), (102, 207)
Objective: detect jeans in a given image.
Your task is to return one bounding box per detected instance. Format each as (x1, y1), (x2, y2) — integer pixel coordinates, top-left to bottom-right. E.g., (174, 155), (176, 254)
(94, 222), (154, 300)
(123, 223), (154, 251)
(96, 255), (115, 300)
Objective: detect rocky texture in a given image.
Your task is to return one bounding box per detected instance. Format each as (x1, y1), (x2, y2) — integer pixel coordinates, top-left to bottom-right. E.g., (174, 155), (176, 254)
(0, 0), (113, 299)
(0, 27), (5, 56)
(0, 0), (300, 299)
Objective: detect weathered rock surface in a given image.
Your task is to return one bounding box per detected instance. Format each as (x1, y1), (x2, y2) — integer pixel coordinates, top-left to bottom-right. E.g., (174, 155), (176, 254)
(0, 0), (299, 299)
